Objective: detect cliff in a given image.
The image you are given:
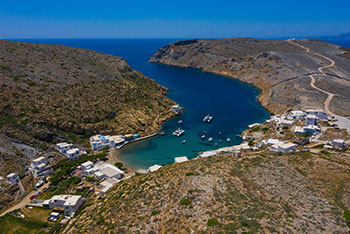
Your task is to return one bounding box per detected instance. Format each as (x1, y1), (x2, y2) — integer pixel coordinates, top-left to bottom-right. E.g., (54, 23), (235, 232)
(150, 38), (350, 116)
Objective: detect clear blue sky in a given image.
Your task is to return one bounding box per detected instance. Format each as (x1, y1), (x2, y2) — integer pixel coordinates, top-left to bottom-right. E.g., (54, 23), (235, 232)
(1, 0), (349, 38)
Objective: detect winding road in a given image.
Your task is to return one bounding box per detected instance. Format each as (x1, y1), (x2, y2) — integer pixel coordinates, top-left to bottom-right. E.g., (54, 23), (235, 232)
(287, 39), (350, 132)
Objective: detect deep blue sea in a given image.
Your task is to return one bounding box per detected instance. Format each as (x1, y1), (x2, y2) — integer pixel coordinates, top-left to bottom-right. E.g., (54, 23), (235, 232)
(18, 38), (350, 169)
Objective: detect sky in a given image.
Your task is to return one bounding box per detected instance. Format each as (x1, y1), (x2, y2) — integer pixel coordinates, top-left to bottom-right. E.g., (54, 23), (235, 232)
(0, 0), (350, 39)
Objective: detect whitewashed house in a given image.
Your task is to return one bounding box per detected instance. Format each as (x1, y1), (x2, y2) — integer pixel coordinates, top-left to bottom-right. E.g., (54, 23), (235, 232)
(56, 143), (73, 154)
(44, 195), (83, 216)
(294, 126), (305, 134)
(29, 156), (52, 178)
(66, 148), (81, 161)
(99, 178), (119, 196)
(304, 125), (321, 134)
(289, 110), (305, 120)
(90, 135), (125, 151)
(80, 161), (94, 171)
(277, 119), (294, 127)
(332, 139), (345, 148)
(98, 163), (124, 180)
(277, 143), (297, 153)
(6, 173), (19, 185)
(305, 115), (319, 126)
(306, 109), (327, 120)
(199, 151), (217, 158)
(147, 164), (162, 173)
(174, 156), (188, 163)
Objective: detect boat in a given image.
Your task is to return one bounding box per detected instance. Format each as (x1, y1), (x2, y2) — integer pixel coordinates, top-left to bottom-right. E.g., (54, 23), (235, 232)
(208, 137), (213, 142)
(178, 120), (183, 124)
(173, 128), (185, 137)
(201, 135), (206, 139)
(203, 114), (213, 123)
(182, 140), (186, 144)
(158, 131), (165, 136)
(215, 143), (218, 147)
(227, 138), (231, 142)
(219, 139), (223, 143)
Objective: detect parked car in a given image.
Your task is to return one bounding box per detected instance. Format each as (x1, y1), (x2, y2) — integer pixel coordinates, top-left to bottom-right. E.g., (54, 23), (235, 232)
(48, 212), (60, 222)
(35, 179), (44, 189)
(29, 195), (36, 200)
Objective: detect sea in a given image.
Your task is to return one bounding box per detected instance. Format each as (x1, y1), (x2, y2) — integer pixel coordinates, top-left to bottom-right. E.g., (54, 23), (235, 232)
(15, 38), (350, 169)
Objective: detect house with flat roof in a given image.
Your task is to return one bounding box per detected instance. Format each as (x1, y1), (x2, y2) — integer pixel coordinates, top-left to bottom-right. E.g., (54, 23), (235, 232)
(277, 143), (297, 153)
(29, 156), (52, 178)
(332, 139), (345, 148)
(56, 143), (73, 154)
(90, 135), (125, 151)
(304, 125), (321, 134)
(98, 163), (124, 180)
(147, 164), (162, 173)
(66, 148), (81, 161)
(43, 195), (83, 216)
(99, 178), (120, 196)
(170, 105), (182, 115)
(305, 115), (319, 126)
(174, 156), (188, 163)
(6, 173), (19, 185)
(289, 110), (305, 120)
(294, 126), (305, 135)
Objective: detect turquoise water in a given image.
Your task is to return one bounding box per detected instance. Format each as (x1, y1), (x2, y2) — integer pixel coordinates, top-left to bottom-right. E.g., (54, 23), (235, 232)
(18, 39), (270, 169)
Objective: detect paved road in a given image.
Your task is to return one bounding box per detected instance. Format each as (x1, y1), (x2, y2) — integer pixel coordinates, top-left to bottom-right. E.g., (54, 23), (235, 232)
(0, 183), (48, 217)
(287, 39), (350, 132)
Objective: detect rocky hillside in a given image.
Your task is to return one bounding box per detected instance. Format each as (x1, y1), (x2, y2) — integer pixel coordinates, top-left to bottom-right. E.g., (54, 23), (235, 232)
(150, 38), (350, 116)
(63, 151), (350, 233)
(0, 39), (175, 177)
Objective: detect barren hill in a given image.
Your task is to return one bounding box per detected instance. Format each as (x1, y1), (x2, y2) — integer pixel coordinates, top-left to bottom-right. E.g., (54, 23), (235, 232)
(150, 38), (350, 116)
(63, 151), (350, 233)
(0, 39), (174, 177)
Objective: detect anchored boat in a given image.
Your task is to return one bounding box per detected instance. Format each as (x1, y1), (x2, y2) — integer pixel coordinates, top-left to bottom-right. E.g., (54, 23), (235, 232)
(173, 128), (185, 137)
(203, 114), (213, 123)
(208, 137), (213, 142)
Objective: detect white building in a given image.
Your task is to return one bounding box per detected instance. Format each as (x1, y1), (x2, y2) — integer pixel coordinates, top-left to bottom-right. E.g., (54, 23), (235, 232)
(56, 143), (73, 154)
(332, 139), (345, 148)
(99, 178), (119, 196)
(294, 126), (305, 135)
(43, 195), (83, 216)
(248, 123), (260, 129)
(94, 163), (124, 180)
(66, 148), (81, 161)
(306, 109), (327, 120)
(269, 142), (297, 153)
(6, 173), (19, 185)
(305, 115), (319, 126)
(278, 143), (297, 153)
(29, 157), (52, 178)
(170, 105), (182, 115)
(80, 161), (94, 171)
(174, 156), (188, 163)
(304, 125), (321, 134)
(147, 164), (162, 173)
(277, 119), (294, 127)
(90, 135), (125, 151)
(288, 110), (305, 120)
(199, 151), (217, 158)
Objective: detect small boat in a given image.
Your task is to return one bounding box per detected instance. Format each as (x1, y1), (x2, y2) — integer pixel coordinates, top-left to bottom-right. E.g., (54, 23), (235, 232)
(201, 135), (206, 139)
(182, 140), (186, 144)
(203, 114), (213, 123)
(173, 128), (185, 137)
(227, 138), (231, 142)
(219, 131), (222, 134)
(158, 131), (165, 136)
(208, 137), (213, 142)
(215, 143), (218, 147)
(178, 120), (183, 124)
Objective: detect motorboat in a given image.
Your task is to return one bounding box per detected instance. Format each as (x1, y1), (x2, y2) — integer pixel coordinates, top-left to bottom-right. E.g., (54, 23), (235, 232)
(182, 140), (186, 144)
(201, 135), (206, 139)
(203, 114), (213, 123)
(178, 120), (183, 124)
(208, 137), (213, 142)
(173, 128), (185, 137)
(227, 138), (231, 142)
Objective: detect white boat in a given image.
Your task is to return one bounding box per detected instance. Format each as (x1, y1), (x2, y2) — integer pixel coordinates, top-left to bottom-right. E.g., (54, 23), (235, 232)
(203, 114), (213, 123)
(208, 137), (213, 142)
(173, 128), (185, 137)
(182, 140), (186, 144)
(201, 135), (206, 139)
(178, 120), (183, 124)
(227, 138), (231, 142)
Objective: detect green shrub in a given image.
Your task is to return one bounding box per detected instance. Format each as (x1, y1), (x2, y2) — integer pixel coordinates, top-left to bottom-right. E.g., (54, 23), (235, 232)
(207, 218), (219, 226)
(180, 199), (191, 206)
(185, 172), (194, 177)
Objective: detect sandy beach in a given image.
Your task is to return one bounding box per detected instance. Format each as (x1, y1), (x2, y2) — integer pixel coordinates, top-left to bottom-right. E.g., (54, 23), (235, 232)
(109, 148), (136, 177)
